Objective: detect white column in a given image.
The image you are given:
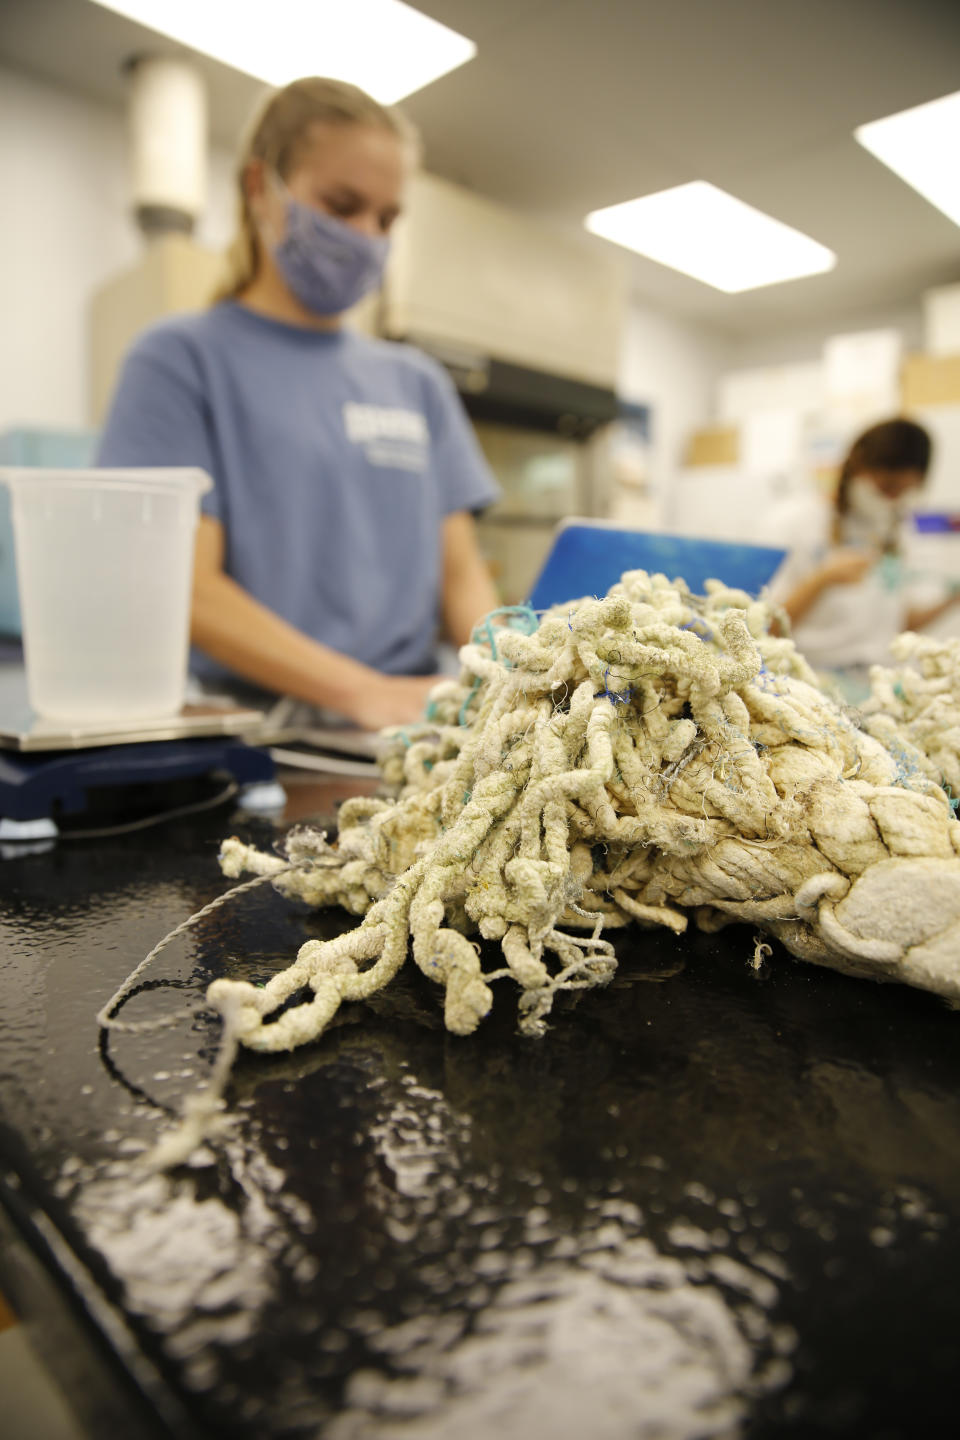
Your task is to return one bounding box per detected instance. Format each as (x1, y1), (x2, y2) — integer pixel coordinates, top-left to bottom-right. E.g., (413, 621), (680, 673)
(127, 55), (207, 236)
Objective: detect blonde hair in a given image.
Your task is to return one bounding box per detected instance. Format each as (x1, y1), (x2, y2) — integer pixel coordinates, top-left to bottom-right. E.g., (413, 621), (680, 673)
(213, 76), (417, 303)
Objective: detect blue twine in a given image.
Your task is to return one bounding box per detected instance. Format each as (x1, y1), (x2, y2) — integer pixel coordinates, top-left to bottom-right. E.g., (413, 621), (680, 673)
(595, 666), (633, 706)
(458, 675), (483, 727)
(680, 619), (714, 643)
(756, 663), (783, 696)
(471, 605), (540, 664)
(884, 735), (924, 791)
(458, 601), (537, 726)
(479, 616), (499, 662)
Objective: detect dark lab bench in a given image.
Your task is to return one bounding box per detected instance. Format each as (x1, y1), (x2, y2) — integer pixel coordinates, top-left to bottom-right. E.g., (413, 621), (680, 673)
(2, 772), (959, 1438)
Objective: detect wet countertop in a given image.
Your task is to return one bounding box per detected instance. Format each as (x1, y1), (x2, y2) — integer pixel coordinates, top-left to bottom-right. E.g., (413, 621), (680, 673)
(2, 772), (960, 1438)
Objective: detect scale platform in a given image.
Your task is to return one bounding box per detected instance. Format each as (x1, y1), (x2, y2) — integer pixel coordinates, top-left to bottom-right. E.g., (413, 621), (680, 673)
(0, 664), (278, 838)
(0, 663), (264, 753)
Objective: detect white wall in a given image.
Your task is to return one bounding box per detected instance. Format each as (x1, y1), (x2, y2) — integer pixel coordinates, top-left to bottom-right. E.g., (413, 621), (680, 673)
(713, 305), (932, 482)
(681, 303), (936, 552)
(617, 298), (733, 521)
(0, 65), (236, 432)
(724, 302), (925, 371)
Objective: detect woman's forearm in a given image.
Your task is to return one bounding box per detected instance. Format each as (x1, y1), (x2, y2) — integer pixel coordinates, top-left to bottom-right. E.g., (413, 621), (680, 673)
(905, 593), (960, 632)
(441, 512), (499, 647)
(444, 566), (499, 648)
(191, 571), (379, 716)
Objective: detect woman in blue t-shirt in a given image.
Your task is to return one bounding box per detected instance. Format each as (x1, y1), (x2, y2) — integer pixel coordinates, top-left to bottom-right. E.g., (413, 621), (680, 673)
(98, 76), (500, 730)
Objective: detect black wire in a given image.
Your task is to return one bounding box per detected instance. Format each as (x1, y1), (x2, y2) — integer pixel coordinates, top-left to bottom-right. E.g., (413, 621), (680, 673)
(59, 780), (240, 840)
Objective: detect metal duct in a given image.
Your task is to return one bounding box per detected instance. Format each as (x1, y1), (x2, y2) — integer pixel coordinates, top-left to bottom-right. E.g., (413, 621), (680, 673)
(127, 56), (207, 238)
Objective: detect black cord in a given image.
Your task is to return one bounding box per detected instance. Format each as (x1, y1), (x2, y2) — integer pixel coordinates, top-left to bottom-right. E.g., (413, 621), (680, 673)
(59, 780), (240, 840)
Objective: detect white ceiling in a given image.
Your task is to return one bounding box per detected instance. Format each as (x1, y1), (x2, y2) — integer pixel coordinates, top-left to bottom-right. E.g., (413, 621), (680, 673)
(2, 0), (959, 338)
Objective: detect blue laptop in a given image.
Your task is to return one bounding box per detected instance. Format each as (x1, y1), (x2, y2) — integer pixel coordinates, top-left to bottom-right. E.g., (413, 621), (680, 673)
(527, 518), (787, 610)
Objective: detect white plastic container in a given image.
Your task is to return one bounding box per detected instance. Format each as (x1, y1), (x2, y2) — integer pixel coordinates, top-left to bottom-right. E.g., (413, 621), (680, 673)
(0, 467), (211, 722)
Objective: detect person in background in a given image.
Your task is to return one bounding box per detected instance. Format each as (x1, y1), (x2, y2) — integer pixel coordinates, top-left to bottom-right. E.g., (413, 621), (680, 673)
(770, 417), (960, 699)
(98, 77), (500, 730)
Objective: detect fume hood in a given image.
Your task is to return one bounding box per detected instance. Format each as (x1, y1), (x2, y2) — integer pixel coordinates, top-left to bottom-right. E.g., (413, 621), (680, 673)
(370, 172), (626, 602)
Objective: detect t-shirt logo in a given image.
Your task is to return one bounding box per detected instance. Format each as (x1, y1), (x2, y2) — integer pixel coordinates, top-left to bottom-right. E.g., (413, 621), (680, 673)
(342, 403), (429, 472)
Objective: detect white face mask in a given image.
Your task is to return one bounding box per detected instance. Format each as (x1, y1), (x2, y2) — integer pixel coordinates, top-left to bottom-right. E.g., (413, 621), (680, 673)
(843, 476), (904, 547)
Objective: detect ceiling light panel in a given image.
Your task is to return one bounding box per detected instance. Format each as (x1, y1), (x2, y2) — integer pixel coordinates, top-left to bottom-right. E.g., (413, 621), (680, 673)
(855, 89), (960, 228)
(585, 181), (837, 293)
(90, 0), (476, 102)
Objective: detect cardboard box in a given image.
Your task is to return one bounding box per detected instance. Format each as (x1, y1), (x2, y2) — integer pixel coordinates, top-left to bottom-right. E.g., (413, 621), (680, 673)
(902, 353), (960, 410)
(685, 426), (739, 466)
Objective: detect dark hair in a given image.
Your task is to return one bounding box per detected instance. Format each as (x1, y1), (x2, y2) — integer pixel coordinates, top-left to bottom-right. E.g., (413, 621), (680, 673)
(836, 418), (933, 514)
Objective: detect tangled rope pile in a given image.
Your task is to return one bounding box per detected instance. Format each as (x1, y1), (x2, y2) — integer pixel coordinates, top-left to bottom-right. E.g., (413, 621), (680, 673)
(209, 572), (960, 1057)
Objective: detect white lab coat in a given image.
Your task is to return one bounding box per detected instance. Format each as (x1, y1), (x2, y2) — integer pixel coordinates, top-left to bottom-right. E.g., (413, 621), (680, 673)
(767, 494), (912, 672)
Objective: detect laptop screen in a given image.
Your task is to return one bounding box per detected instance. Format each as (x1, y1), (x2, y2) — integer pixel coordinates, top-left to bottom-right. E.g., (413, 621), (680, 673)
(527, 520), (787, 611)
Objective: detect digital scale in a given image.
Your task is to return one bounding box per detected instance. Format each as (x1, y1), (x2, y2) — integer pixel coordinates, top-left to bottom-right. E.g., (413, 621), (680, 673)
(0, 663), (279, 842)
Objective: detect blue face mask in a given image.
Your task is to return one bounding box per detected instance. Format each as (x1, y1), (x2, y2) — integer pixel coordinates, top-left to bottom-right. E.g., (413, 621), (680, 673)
(268, 181), (390, 316)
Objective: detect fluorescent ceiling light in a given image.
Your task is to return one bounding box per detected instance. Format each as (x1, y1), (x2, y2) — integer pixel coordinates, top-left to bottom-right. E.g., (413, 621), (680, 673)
(90, 0), (476, 102)
(855, 89), (960, 228)
(585, 181), (836, 293)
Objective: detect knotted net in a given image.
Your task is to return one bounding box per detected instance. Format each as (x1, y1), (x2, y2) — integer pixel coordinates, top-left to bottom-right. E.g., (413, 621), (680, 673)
(210, 571), (960, 1057)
